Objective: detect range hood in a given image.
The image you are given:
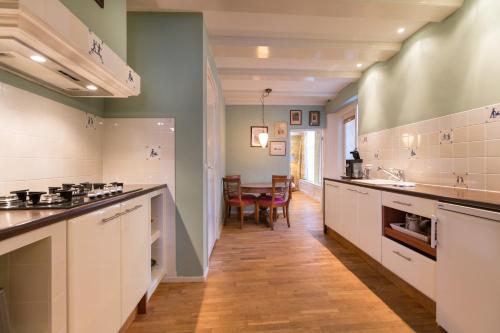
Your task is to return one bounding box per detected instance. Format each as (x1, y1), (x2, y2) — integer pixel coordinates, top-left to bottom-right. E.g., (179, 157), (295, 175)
(0, 0), (140, 97)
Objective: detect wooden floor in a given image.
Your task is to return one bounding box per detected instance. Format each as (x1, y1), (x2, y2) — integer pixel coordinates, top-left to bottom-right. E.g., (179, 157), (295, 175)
(127, 192), (438, 333)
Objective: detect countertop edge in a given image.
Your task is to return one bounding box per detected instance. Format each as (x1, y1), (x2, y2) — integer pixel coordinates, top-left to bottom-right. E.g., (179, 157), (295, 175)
(0, 184), (167, 242)
(324, 178), (500, 213)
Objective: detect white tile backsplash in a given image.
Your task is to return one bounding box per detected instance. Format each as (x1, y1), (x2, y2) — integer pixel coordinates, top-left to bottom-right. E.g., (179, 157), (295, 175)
(0, 84), (103, 194)
(359, 103), (500, 191)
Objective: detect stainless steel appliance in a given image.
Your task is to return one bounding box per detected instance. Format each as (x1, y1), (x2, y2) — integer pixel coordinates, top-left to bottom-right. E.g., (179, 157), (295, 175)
(345, 150), (363, 179)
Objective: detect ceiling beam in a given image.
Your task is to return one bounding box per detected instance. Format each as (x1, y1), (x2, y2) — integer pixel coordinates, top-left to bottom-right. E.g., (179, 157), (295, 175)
(211, 36), (401, 52)
(128, 0), (463, 22)
(224, 90), (335, 98)
(219, 68), (362, 79)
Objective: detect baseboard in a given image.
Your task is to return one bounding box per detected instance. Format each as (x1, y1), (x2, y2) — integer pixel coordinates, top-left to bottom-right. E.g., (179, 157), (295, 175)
(163, 266), (209, 283)
(324, 225), (436, 314)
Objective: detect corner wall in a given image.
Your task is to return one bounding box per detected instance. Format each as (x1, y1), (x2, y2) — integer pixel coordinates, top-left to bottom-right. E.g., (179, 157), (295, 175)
(104, 12), (216, 278)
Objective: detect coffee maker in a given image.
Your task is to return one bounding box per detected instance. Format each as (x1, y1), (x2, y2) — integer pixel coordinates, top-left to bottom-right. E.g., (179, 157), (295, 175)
(345, 150), (363, 179)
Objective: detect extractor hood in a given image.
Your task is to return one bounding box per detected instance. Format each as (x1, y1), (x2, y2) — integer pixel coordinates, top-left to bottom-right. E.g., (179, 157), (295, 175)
(0, 0), (141, 98)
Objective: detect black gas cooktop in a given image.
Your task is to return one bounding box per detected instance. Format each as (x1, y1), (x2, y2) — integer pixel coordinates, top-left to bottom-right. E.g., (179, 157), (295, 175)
(0, 182), (140, 210)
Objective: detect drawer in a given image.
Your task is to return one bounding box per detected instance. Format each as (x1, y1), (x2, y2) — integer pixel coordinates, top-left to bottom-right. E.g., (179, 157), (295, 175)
(382, 191), (437, 218)
(382, 237), (436, 300)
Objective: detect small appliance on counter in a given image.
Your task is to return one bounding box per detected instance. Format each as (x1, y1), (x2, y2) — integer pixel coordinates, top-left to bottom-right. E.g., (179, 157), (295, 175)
(344, 150), (363, 179)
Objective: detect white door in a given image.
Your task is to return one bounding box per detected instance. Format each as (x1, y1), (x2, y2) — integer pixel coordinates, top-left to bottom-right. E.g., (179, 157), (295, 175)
(121, 196), (151, 322)
(206, 62), (218, 257)
(436, 203), (500, 333)
(68, 204), (122, 333)
(357, 188), (382, 262)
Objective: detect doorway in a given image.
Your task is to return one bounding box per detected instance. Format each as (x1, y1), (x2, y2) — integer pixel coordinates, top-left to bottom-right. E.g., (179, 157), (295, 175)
(290, 129), (323, 191)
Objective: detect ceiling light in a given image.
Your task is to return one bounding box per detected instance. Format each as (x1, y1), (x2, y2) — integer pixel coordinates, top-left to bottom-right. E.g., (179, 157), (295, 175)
(86, 84), (98, 91)
(30, 54), (47, 63)
(397, 27), (406, 34)
(356, 63), (363, 68)
(157, 122), (165, 126)
(257, 46), (269, 59)
(170, 127), (175, 132)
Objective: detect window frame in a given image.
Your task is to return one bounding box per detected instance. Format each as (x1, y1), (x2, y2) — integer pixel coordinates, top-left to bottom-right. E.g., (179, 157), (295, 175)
(342, 112), (357, 161)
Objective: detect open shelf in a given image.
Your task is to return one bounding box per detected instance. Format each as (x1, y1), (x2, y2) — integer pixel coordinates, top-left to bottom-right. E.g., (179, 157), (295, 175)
(383, 206), (436, 260)
(151, 228), (161, 245)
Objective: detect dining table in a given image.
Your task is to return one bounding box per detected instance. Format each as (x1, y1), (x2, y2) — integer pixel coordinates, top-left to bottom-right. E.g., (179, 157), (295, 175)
(240, 183), (284, 224)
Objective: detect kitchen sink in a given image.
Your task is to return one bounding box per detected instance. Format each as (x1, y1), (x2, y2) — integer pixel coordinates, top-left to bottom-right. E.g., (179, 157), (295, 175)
(351, 179), (416, 187)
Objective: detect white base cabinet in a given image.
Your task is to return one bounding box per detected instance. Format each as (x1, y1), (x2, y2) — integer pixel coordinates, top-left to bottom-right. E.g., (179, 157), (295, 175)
(324, 181), (342, 232)
(324, 181), (382, 262)
(121, 196), (151, 321)
(436, 204), (500, 333)
(68, 195), (151, 333)
(68, 204), (122, 333)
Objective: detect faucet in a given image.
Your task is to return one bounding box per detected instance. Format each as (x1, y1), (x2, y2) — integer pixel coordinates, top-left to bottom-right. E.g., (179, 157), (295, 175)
(378, 166), (406, 182)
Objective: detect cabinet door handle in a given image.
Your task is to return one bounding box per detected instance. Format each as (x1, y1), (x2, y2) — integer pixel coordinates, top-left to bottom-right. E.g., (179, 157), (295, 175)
(326, 183), (339, 188)
(347, 188), (357, 192)
(431, 215), (438, 249)
(392, 250), (412, 262)
(101, 212), (122, 223)
(125, 204), (143, 214)
(393, 200), (412, 207)
(358, 191), (369, 195)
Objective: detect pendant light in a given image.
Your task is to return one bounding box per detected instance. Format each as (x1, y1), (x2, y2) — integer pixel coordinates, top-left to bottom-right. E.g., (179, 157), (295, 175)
(259, 88), (272, 148)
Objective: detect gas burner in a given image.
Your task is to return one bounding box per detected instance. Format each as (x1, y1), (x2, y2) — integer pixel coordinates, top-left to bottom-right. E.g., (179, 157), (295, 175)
(0, 194), (23, 207)
(38, 194), (67, 205)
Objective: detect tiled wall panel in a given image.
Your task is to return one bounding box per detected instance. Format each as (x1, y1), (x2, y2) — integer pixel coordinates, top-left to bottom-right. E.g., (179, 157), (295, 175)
(0, 84), (103, 194)
(358, 104), (500, 191)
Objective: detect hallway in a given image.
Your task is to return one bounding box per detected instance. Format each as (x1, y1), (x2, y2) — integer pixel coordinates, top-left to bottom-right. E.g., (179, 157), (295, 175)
(127, 192), (438, 333)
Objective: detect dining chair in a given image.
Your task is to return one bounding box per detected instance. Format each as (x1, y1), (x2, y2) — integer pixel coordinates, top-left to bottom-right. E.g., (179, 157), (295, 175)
(224, 175), (256, 217)
(256, 176), (292, 230)
(223, 177), (257, 229)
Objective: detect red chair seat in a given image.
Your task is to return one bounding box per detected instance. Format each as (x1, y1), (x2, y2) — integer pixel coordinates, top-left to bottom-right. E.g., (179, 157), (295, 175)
(258, 196), (286, 205)
(229, 197), (255, 206)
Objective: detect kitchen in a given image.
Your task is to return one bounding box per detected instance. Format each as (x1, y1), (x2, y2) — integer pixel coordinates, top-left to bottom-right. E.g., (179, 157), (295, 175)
(0, 0), (499, 332)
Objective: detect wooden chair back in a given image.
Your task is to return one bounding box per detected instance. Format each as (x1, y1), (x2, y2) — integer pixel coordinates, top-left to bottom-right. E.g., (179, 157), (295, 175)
(271, 176), (292, 204)
(223, 177), (241, 202)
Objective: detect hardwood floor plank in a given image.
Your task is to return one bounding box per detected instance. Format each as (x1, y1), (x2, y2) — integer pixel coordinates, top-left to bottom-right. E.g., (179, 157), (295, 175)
(127, 192), (438, 333)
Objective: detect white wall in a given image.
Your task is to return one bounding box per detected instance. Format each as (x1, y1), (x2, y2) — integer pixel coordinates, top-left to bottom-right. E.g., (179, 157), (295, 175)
(0, 83), (102, 194)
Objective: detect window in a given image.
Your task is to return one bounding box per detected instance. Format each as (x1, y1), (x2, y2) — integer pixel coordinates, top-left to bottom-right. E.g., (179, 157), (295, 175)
(343, 116), (356, 160)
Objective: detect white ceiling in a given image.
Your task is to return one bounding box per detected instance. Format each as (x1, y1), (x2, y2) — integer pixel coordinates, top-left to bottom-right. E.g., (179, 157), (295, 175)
(128, 0), (464, 105)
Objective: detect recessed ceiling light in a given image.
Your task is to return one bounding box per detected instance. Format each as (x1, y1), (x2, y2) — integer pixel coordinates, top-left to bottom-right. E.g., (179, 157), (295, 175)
(256, 46), (270, 59)
(157, 122), (165, 126)
(356, 63), (363, 68)
(30, 55), (47, 63)
(170, 127), (175, 132)
(86, 84), (98, 91)
(397, 27), (406, 34)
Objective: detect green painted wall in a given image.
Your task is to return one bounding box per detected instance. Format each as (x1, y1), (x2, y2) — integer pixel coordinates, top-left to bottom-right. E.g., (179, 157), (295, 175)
(326, 82), (358, 114)
(60, 0), (127, 61)
(226, 105), (325, 183)
(105, 12), (207, 277)
(359, 0), (500, 134)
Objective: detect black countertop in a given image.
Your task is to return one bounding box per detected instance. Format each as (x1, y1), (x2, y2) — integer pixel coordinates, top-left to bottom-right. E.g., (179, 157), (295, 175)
(324, 178), (500, 212)
(0, 184), (167, 241)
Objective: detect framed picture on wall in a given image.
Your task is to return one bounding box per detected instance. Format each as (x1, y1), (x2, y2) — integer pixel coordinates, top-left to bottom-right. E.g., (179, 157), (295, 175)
(250, 126), (268, 147)
(309, 111), (320, 126)
(290, 110), (302, 125)
(95, 0), (104, 8)
(269, 141), (286, 156)
(274, 122), (288, 138)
